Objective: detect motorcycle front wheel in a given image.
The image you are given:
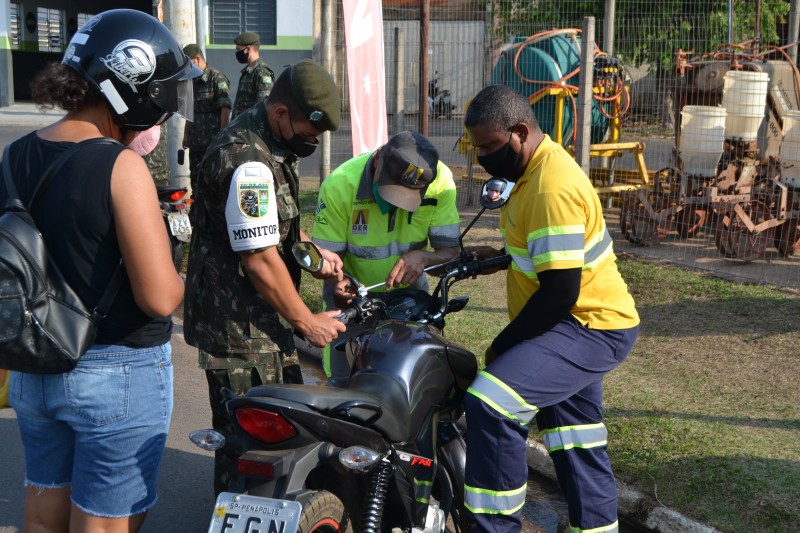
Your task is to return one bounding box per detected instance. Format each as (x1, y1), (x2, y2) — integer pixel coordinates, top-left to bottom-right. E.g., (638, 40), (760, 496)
(298, 490), (353, 533)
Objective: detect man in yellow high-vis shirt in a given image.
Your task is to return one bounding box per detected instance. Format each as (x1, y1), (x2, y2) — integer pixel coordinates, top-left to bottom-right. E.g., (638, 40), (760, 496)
(312, 130), (460, 384)
(462, 84), (640, 533)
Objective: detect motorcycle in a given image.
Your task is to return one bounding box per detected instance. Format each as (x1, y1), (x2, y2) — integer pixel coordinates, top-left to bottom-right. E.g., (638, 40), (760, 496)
(427, 71), (455, 119)
(190, 179), (511, 533)
(156, 185), (191, 272)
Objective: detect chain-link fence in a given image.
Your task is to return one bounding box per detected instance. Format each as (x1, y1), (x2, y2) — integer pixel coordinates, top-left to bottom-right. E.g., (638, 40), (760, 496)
(322, 0), (800, 288)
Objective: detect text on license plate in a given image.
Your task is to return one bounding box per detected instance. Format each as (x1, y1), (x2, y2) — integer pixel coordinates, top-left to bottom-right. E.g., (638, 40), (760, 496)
(168, 212), (192, 236)
(208, 492), (302, 533)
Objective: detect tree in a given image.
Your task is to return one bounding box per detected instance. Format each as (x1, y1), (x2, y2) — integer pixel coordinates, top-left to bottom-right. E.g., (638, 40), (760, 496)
(482, 0), (791, 71)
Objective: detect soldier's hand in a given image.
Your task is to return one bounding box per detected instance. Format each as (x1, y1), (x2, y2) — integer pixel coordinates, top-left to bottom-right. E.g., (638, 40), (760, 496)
(312, 248), (344, 281)
(302, 310), (347, 348)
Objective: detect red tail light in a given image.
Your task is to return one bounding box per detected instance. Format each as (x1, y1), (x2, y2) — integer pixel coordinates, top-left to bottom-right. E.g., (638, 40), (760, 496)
(235, 407), (297, 444)
(169, 190), (187, 202)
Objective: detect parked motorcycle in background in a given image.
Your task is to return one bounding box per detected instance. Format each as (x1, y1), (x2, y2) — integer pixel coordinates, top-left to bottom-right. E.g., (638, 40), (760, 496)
(427, 70), (455, 119)
(157, 185), (191, 272)
(190, 179), (512, 533)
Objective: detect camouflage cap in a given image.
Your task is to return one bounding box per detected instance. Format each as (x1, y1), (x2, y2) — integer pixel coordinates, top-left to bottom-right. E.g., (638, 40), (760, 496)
(290, 59), (340, 132)
(182, 43), (201, 59)
(234, 32), (260, 46)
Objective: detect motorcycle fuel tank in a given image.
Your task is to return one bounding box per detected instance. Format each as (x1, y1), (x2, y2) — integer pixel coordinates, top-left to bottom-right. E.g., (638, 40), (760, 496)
(353, 320), (478, 436)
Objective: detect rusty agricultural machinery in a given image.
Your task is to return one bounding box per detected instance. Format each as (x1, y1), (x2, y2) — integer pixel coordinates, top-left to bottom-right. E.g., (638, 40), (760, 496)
(619, 48), (800, 262)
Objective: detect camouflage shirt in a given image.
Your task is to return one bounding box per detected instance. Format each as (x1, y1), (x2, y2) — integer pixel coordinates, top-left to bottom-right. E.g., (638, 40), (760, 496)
(184, 102), (303, 361)
(186, 65), (232, 151)
(142, 123), (169, 187)
(232, 58), (274, 118)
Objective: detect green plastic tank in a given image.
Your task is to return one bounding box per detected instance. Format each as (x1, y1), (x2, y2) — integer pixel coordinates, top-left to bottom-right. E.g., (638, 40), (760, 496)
(492, 34), (610, 145)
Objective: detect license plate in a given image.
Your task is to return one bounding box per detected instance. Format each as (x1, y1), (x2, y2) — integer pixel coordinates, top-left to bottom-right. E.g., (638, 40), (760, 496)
(208, 492), (302, 533)
(168, 212), (192, 236)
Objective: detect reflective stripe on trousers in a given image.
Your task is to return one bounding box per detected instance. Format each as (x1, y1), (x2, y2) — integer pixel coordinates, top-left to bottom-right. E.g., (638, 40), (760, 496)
(463, 318), (638, 533)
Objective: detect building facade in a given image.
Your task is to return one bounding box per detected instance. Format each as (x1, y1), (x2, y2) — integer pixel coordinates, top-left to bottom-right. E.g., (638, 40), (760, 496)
(0, 0), (314, 106)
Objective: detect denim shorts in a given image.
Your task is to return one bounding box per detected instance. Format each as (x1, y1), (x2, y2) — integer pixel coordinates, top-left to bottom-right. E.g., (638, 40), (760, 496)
(9, 342), (173, 518)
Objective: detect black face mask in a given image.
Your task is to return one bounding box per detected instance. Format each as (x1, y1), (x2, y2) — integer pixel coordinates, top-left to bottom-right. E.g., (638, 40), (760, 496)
(235, 48), (249, 64)
(282, 117), (318, 158)
(477, 133), (524, 182)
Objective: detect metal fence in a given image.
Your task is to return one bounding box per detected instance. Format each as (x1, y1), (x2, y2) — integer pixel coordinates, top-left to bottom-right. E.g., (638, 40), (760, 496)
(321, 0), (800, 289)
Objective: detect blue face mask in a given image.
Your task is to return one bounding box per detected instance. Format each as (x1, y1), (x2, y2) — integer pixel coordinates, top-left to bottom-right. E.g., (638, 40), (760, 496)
(372, 182), (395, 214)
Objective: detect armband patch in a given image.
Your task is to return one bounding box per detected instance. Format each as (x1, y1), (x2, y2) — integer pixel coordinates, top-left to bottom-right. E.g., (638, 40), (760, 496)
(225, 162), (280, 252)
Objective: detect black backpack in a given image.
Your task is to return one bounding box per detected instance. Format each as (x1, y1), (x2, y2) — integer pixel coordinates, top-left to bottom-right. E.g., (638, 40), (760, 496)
(0, 139), (124, 374)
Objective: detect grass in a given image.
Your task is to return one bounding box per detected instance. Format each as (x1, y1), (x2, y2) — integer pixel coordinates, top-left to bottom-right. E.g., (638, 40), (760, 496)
(296, 180), (800, 533)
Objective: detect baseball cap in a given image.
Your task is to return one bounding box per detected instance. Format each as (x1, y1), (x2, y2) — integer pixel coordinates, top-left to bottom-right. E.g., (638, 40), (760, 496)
(375, 131), (438, 212)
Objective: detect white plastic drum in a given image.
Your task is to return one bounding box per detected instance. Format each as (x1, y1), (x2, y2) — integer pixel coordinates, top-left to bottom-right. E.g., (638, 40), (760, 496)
(780, 109), (800, 188)
(679, 105), (726, 177)
(721, 70), (769, 141)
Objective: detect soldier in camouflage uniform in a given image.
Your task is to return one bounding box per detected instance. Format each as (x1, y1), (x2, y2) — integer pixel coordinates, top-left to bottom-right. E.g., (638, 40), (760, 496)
(142, 123), (169, 187)
(181, 44), (232, 192)
(184, 59), (345, 496)
(231, 32), (275, 119)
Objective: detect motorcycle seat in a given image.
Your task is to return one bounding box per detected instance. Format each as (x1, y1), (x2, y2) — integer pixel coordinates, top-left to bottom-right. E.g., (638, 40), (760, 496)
(246, 376), (411, 442)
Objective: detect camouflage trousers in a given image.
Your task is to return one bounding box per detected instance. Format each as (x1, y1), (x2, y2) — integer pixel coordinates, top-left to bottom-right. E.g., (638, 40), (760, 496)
(189, 148), (207, 194)
(201, 350), (302, 496)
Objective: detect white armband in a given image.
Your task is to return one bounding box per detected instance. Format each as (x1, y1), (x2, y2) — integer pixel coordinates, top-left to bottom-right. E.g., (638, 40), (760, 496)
(225, 162), (280, 252)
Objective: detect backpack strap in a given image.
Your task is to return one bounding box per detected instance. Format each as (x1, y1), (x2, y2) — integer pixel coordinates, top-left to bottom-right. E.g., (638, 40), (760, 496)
(91, 259), (126, 321)
(2, 138), (127, 319)
(3, 138), (124, 210)
(2, 144), (28, 211)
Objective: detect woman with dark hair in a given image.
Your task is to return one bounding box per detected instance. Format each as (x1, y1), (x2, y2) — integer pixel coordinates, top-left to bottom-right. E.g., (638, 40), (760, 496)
(1, 9), (199, 532)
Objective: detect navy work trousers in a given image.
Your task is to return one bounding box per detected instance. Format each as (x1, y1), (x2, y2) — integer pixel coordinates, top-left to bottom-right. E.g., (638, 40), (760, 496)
(464, 316), (638, 532)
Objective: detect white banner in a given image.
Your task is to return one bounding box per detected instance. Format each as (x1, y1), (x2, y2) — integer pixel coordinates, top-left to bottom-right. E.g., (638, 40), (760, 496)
(342, 0), (388, 156)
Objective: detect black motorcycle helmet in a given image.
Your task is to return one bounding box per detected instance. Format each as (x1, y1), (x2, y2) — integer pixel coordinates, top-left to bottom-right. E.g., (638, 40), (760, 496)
(62, 9), (201, 131)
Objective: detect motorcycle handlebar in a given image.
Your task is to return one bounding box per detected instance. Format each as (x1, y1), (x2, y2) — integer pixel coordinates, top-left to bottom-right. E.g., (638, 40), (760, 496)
(335, 307), (358, 324)
(336, 255), (512, 325)
(473, 254), (512, 273)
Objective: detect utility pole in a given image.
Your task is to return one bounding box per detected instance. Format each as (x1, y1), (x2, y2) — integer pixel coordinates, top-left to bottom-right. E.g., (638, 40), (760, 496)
(196, 0), (207, 57)
(576, 17), (595, 175)
(0, 2), (12, 106)
(162, 0), (197, 190)
(791, 0), (800, 66)
(419, 0), (430, 136)
(319, 0), (335, 181)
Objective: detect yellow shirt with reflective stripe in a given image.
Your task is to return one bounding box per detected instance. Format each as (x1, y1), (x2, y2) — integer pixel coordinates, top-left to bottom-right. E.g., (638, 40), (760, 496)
(500, 135), (639, 329)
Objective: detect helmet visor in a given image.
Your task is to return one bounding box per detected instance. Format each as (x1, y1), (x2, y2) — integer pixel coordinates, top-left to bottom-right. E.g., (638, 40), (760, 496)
(150, 57), (202, 122)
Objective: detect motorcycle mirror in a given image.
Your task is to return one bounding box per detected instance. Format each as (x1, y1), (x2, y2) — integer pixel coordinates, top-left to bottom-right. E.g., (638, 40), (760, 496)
(455, 178), (511, 255)
(292, 241), (324, 273)
(480, 178), (510, 210)
(445, 296), (469, 314)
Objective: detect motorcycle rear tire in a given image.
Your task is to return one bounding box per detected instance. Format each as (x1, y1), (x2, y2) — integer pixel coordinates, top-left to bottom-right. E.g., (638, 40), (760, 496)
(298, 491), (353, 533)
